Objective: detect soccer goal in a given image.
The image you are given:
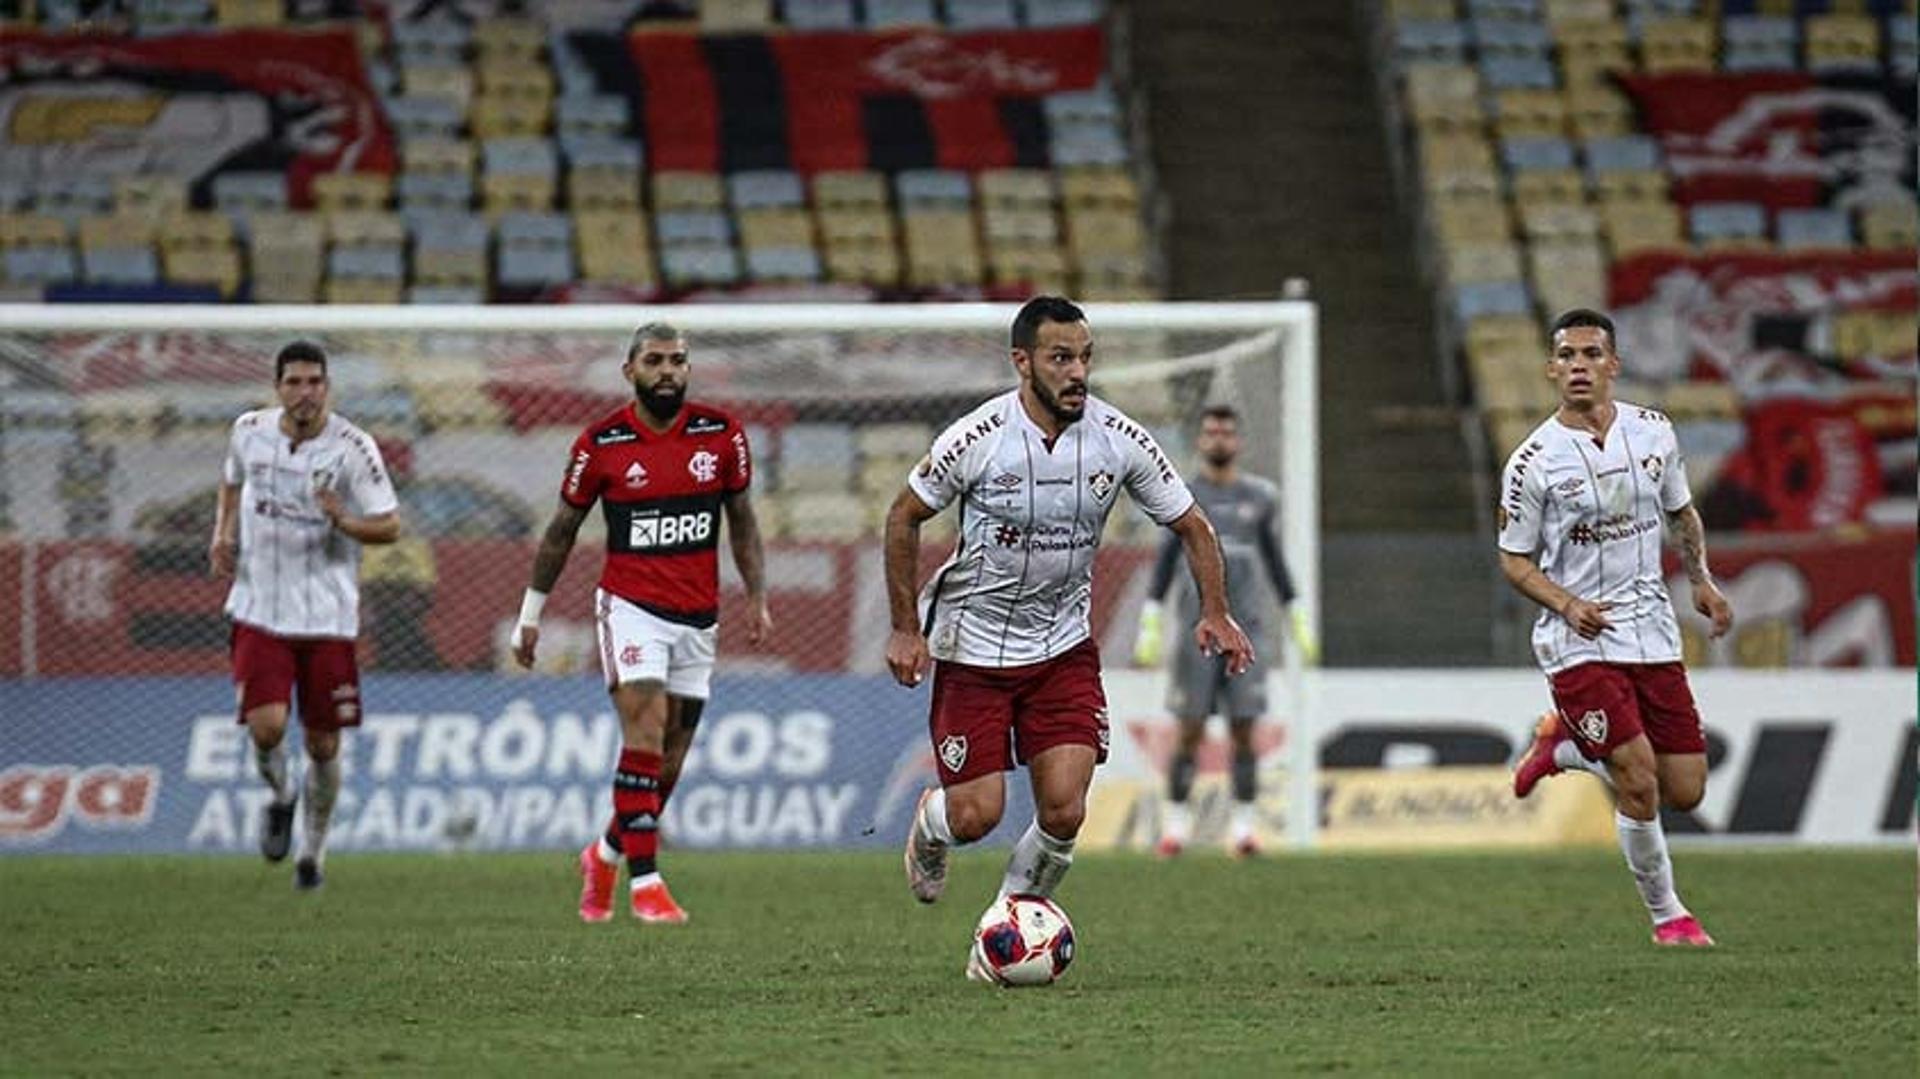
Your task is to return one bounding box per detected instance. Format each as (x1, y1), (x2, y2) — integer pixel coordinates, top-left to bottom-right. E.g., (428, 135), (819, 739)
(0, 301), (1320, 852)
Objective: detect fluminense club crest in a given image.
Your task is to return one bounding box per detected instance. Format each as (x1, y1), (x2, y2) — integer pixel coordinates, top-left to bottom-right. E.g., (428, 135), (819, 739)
(1087, 469), (1115, 500)
(938, 734), (969, 773)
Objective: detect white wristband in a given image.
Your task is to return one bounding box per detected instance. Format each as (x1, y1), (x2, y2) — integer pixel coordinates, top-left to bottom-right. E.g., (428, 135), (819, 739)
(517, 588), (547, 627)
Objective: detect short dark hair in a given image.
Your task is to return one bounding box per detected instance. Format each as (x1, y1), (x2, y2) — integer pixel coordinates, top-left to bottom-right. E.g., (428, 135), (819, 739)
(1549, 308), (1616, 352)
(275, 340), (327, 382)
(1010, 295), (1086, 351)
(1200, 404), (1240, 426)
(627, 320), (685, 360)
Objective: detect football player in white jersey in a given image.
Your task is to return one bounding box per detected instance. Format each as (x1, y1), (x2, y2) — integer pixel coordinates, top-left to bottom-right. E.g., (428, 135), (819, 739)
(209, 341), (401, 891)
(1499, 309), (1734, 947)
(884, 296), (1254, 980)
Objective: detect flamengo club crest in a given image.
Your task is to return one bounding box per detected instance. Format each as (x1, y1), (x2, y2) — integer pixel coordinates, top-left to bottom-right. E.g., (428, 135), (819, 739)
(688, 450), (720, 484)
(1576, 709), (1608, 744)
(938, 734), (969, 773)
(1087, 469), (1115, 501)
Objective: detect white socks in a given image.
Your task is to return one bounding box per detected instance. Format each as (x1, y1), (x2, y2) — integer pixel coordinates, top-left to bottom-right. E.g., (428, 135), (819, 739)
(999, 820), (1074, 899)
(1162, 801), (1191, 844)
(255, 741), (292, 805)
(1615, 811), (1689, 924)
(1230, 802), (1257, 843)
(1553, 741), (1613, 787)
(298, 756), (341, 866)
(595, 836), (621, 865)
(919, 787), (956, 846)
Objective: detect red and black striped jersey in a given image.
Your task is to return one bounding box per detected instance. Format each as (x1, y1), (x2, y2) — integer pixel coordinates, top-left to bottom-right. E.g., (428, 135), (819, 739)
(560, 401), (750, 626)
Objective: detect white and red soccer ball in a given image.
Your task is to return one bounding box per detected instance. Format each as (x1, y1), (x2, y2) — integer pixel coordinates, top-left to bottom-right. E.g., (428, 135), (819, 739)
(972, 894), (1075, 987)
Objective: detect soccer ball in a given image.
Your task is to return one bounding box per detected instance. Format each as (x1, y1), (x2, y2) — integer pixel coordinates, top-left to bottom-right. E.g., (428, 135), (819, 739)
(971, 893), (1075, 987)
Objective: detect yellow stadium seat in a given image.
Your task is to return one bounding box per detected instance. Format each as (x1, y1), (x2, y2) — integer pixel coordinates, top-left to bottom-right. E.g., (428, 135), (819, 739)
(312, 172), (392, 212)
(1066, 209), (1143, 258)
(472, 19), (545, 62)
(983, 207), (1059, 245)
(1601, 201), (1684, 257)
(404, 138), (476, 176)
(819, 209), (895, 246)
(160, 213), (236, 252)
(1542, 0), (1611, 23)
(77, 215), (154, 253)
(114, 175), (188, 215)
(567, 170), (641, 211)
(1858, 202), (1919, 249)
(162, 245), (242, 297)
(477, 62), (553, 101)
(1639, 18), (1716, 74)
(481, 173), (555, 214)
(738, 208), (814, 250)
(1432, 200), (1514, 244)
(1446, 242), (1523, 285)
(1528, 240), (1607, 316)
(989, 248), (1071, 290)
(1058, 167), (1139, 210)
(325, 278), (402, 304)
(1418, 132), (1496, 178)
(812, 171), (889, 210)
(1566, 84), (1633, 139)
(0, 214), (68, 248)
(823, 243), (901, 286)
(1511, 169), (1586, 210)
(1520, 202), (1598, 241)
(1806, 14), (1881, 69)
(469, 96), (550, 138)
(325, 211), (405, 248)
(977, 169), (1055, 211)
(1494, 89), (1567, 140)
(1590, 168), (1668, 205)
(701, 0), (773, 31)
(414, 247), (488, 286)
(1405, 63), (1485, 132)
(404, 65), (474, 108)
(216, 0), (281, 25)
(653, 171), (725, 212)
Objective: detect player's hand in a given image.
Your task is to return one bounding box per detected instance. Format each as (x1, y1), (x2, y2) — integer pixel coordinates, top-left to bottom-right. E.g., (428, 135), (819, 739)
(886, 629), (930, 688)
(208, 535), (237, 577)
(744, 593), (774, 647)
(1288, 606), (1321, 666)
(1194, 612), (1255, 677)
(315, 487), (345, 526)
(1558, 596), (1614, 639)
(1694, 582), (1734, 639)
(1132, 600), (1165, 667)
(512, 623), (540, 669)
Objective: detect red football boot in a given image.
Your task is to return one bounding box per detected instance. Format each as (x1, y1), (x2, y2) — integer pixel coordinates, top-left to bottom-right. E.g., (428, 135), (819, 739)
(577, 845), (617, 924)
(1652, 914), (1714, 947)
(1512, 711), (1570, 799)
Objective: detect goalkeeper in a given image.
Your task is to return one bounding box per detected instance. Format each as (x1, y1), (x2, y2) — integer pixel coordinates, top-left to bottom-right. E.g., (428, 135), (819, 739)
(1132, 405), (1316, 858)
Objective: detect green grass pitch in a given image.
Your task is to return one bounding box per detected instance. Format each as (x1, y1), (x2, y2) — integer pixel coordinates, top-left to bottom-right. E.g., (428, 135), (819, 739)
(0, 848), (1909, 1075)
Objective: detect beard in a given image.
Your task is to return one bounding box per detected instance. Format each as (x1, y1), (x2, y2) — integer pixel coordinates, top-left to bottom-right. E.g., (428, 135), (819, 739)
(1202, 449), (1235, 468)
(1033, 378), (1087, 423)
(638, 383), (685, 421)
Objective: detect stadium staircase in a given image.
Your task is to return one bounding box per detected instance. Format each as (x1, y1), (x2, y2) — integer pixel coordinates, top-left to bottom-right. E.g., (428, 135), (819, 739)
(1126, 0), (1495, 664)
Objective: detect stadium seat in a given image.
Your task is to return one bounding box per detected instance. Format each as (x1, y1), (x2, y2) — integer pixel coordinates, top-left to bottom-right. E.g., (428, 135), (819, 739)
(983, 207), (1060, 245)
(213, 173), (288, 215)
(1066, 209), (1144, 257)
(1721, 15), (1797, 72)
(1519, 201), (1598, 240)
(857, 422), (935, 461)
(398, 172), (474, 211)
(1473, 18), (1552, 59)
(576, 212), (656, 285)
(978, 169), (1056, 211)
(1857, 201), (1919, 249)
(745, 246), (823, 282)
(1583, 135), (1661, 174)
(1467, 0), (1540, 19)
(865, 0), (938, 27)
(1527, 240), (1606, 315)
(160, 213), (235, 252)
(567, 170), (642, 211)
(1553, 19), (1632, 85)
(401, 137), (475, 176)
(562, 135), (645, 174)
(819, 209), (895, 246)
(1804, 14), (1881, 73)
(1542, 0), (1610, 21)
(1601, 200), (1684, 256)
(656, 210), (732, 245)
(327, 245), (405, 283)
(326, 211), (406, 249)
(247, 211), (324, 301)
(1386, 0), (1462, 19)
(1432, 200), (1515, 244)
(1052, 126), (1130, 168)
(1776, 208), (1854, 250)
(1058, 168), (1138, 210)
(728, 170), (807, 211)
(784, 0), (857, 30)
(823, 243), (901, 285)
(946, 0), (1019, 29)
(1444, 242), (1524, 285)
(555, 94), (630, 140)
(407, 283), (487, 304)
(1453, 280), (1533, 321)
(470, 95), (551, 138)
(1026, 0), (1103, 27)
(482, 173), (556, 214)
(1511, 168), (1586, 209)
(114, 175), (187, 215)
(496, 211), (573, 289)
(386, 96), (465, 140)
(1588, 167), (1667, 204)
(1493, 89), (1567, 139)
(784, 493), (871, 541)
(1891, 15), (1917, 78)
(1396, 20), (1471, 65)
(1638, 18), (1716, 73)
(215, 0), (280, 26)
(473, 18), (545, 63)
(410, 213), (490, 284)
(896, 169), (974, 209)
(660, 245), (742, 287)
(738, 208), (815, 249)
(654, 172), (726, 212)
(1688, 201), (1767, 248)
(1478, 54), (1558, 89)
(404, 65), (475, 110)
(391, 18), (468, 66)
(1421, 132), (1498, 177)
(313, 173), (393, 212)
(1404, 63), (1486, 131)
(1500, 135), (1576, 172)
(700, 0), (772, 30)
(324, 278), (402, 304)
(812, 171), (889, 210)
(1565, 83), (1632, 139)
(1045, 87), (1122, 129)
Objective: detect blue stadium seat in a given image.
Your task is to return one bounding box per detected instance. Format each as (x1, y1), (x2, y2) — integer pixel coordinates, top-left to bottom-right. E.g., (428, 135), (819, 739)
(1051, 127), (1129, 167)
(213, 173), (288, 214)
(81, 247), (158, 286)
(661, 246), (742, 287)
(1689, 202), (1767, 244)
(407, 284), (487, 304)
(385, 96), (465, 140)
(1396, 20), (1471, 64)
(483, 137), (559, 178)
(1026, 0), (1103, 26)
(947, 0), (1020, 29)
(392, 19), (469, 66)
(1471, 19), (1552, 56)
(1044, 87), (1121, 128)
(1890, 16), (1917, 77)
(561, 135), (645, 173)
(1453, 280), (1533, 322)
(746, 246), (823, 281)
(1478, 55), (1557, 89)
(1776, 208), (1852, 249)
(785, 0), (858, 30)
(556, 95), (630, 139)
(1501, 136), (1575, 172)
(328, 246), (405, 281)
(410, 213), (489, 254)
(864, 0), (937, 26)
(1582, 135), (1661, 174)
(656, 211), (733, 245)
(896, 169), (973, 207)
(398, 172), (474, 210)
(728, 170), (807, 210)
(1466, 0), (1541, 21)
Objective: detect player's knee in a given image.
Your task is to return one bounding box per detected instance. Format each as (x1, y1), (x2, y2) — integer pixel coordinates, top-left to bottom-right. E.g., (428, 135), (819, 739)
(946, 795), (1002, 843)
(305, 730), (340, 762)
(1615, 767), (1659, 817)
(245, 708), (288, 747)
(1662, 779), (1704, 812)
(1036, 795), (1085, 840)
(1177, 721), (1206, 752)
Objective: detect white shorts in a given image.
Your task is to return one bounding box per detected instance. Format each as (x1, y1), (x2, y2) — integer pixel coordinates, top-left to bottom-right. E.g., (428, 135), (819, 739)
(594, 589), (716, 699)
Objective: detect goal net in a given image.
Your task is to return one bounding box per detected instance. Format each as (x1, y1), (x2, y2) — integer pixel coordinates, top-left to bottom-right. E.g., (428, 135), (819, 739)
(0, 302), (1318, 855)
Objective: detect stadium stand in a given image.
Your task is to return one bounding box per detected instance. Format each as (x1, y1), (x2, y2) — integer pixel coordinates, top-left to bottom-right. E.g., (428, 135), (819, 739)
(0, 1), (1141, 303)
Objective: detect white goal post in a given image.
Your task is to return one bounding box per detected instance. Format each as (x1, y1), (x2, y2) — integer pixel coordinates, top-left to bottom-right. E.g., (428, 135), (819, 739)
(0, 300), (1321, 850)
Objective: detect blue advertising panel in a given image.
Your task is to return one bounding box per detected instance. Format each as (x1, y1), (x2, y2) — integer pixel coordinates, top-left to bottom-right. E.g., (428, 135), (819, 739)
(0, 675), (1032, 854)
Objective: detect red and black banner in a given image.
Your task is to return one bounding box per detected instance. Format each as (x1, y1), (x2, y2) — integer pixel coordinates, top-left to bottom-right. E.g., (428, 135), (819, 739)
(1618, 72), (1917, 211)
(0, 27), (394, 207)
(582, 27), (1104, 174)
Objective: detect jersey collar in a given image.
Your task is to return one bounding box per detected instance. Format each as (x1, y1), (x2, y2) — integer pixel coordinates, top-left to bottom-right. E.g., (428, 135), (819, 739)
(628, 401), (687, 439)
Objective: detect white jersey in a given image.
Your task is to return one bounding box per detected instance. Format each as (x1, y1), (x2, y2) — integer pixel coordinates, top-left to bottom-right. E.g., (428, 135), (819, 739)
(222, 408), (399, 639)
(908, 390), (1194, 667)
(1497, 402), (1692, 674)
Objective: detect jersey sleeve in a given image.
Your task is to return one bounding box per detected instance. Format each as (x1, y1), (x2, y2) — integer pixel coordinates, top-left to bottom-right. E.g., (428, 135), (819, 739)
(906, 415), (980, 514)
(725, 423), (752, 494)
(221, 417), (245, 486)
(1496, 441), (1545, 555)
(1121, 425), (1194, 525)
(560, 429), (603, 509)
(346, 435), (400, 516)
(1658, 427), (1692, 513)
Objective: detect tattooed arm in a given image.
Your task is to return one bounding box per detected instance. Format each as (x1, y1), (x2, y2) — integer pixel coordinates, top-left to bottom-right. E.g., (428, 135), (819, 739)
(1666, 503), (1733, 639)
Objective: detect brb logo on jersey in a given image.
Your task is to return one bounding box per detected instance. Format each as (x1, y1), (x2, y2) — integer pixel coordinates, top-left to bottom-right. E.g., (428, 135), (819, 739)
(688, 450), (720, 484)
(629, 509), (715, 549)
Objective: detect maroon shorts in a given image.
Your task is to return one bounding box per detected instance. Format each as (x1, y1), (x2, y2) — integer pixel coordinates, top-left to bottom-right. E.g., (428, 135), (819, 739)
(1548, 661), (1704, 760)
(927, 639), (1110, 786)
(230, 622), (363, 731)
